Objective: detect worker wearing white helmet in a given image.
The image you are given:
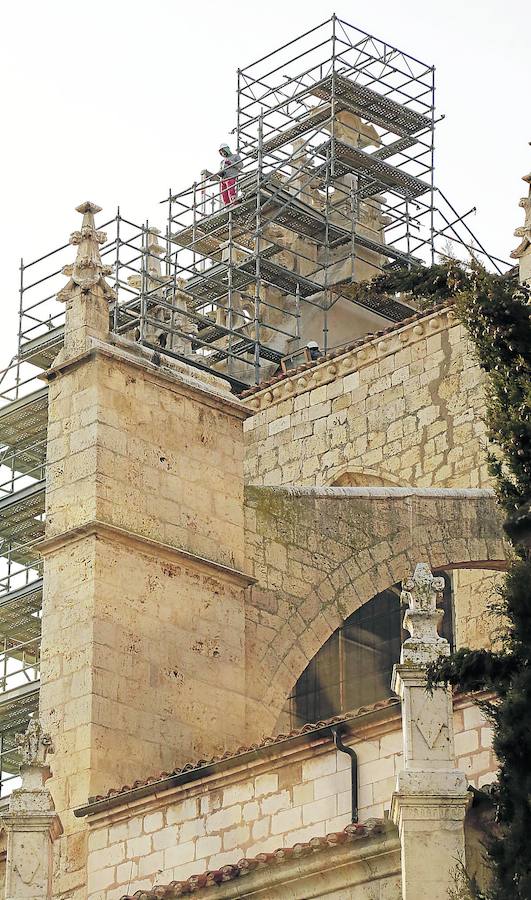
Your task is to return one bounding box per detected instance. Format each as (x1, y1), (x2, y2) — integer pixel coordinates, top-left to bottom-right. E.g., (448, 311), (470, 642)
(218, 144), (243, 206)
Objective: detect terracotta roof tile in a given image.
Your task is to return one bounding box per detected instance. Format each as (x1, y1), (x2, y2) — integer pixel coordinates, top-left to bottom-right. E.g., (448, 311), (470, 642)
(85, 697), (398, 808)
(120, 820), (389, 898)
(239, 300), (454, 398)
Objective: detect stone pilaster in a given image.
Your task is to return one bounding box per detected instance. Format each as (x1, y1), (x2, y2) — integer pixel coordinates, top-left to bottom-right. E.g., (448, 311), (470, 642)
(390, 563), (468, 900)
(1, 721), (62, 900)
(39, 203), (250, 896)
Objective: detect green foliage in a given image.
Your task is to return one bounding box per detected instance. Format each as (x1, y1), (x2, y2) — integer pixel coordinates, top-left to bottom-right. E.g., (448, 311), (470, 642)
(348, 259), (473, 310)
(421, 263), (531, 900)
(455, 271), (531, 524)
(448, 859), (487, 900)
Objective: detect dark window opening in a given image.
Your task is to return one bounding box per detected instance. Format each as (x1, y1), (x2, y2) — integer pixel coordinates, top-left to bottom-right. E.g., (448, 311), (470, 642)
(286, 573), (453, 729)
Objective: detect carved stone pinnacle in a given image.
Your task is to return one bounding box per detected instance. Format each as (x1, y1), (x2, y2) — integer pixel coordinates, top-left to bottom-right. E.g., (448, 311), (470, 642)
(400, 562), (449, 664)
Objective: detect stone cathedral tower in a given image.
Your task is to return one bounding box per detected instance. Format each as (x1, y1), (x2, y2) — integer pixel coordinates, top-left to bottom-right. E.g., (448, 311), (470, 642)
(0, 16), (523, 900)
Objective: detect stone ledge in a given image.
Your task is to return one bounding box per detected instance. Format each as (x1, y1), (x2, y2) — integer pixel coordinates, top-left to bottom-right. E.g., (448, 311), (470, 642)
(38, 520), (256, 587)
(41, 337), (249, 420)
(264, 485), (498, 500)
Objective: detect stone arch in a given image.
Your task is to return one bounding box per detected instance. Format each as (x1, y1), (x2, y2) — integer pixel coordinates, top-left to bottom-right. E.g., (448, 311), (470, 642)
(328, 465), (402, 488)
(244, 485), (509, 736)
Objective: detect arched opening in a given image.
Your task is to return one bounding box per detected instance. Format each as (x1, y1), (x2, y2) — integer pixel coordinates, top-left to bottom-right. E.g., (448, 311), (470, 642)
(330, 467), (401, 487)
(283, 572), (454, 729)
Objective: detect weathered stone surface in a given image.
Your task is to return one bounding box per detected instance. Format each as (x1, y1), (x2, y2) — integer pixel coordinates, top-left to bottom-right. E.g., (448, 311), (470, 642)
(391, 565), (468, 900)
(244, 486), (508, 729)
(2, 722), (62, 900)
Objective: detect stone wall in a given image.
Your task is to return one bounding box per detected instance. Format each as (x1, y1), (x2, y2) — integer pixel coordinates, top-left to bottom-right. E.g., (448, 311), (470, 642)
(243, 307), (488, 490)
(453, 568), (506, 650)
(40, 343), (250, 897)
(242, 306), (506, 679)
(84, 700), (495, 900)
(243, 486), (507, 730)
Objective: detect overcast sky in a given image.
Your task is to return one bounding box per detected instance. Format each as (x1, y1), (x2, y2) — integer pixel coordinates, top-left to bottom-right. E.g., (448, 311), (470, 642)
(1, 0), (528, 364)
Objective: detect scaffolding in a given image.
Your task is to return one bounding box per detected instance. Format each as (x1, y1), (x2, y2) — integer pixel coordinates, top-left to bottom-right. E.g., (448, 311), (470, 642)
(0, 14), (511, 793)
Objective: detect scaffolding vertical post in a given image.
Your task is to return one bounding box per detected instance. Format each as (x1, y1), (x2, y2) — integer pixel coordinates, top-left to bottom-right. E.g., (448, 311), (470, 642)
(165, 224), (175, 352)
(192, 181), (198, 272)
(227, 206), (234, 377)
(199, 170), (209, 273)
(323, 143), (331, 355)
(405, 201), (412, 270)
(330, 14), (337, 181)
(430, 65), (436, 265)
(295, 283), (301, 343)
(113, 207), (121, 333)
(254, 111), (264, 383)
(140, 221), (148, 343)
(17, 257), (24, 400)
(236, 69), (242, 154)
(350, 183), (358, 284)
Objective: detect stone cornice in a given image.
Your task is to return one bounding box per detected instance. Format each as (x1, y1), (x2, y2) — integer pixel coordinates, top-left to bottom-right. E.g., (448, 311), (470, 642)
(38, 520), (255, 587)
(41, 338), (249, 421)
(243, 305), (459, 412)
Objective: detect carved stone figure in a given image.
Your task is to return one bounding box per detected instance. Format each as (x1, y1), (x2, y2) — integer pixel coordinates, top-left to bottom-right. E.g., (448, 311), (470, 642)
(510, 172), (531, 284)
(15, 717), (54, 767)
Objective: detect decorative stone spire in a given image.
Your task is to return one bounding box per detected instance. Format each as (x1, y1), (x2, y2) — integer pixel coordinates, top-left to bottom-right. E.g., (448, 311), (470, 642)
(2, 718), (62, 899)
(57, 202), (115, 303)
(49, 203), (115, 364)
(510, 173), (531, 284)
(400, 562), (448, 665)
(391, 563), (468, 900)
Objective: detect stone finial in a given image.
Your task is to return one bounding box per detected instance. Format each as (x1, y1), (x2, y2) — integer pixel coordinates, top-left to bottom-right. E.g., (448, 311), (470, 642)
(400, 562), (448, 665)
(391, 563), (468, 900)
(2, 719), (62, 899)
(510, 173), (531, 284)
(57, 201), (116, 302)
(15, 718), (54, 768)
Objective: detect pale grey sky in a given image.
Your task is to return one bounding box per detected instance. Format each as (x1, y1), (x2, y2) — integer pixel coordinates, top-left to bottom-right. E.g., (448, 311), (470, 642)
(1, 0), (528, 363)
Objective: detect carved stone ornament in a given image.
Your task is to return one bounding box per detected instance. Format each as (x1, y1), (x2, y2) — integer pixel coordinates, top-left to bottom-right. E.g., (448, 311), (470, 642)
(15, 717), (54, 767)
(510, 173), (531, 260)
(400, 562), (449, 664)
(57, 201), (116, 303)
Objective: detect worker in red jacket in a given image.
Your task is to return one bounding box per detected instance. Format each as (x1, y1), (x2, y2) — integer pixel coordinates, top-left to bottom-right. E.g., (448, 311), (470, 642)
(218, 144), (243, 206)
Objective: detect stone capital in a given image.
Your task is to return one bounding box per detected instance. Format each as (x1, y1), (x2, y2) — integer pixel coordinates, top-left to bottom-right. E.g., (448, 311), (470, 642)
(390, 789), (469, 829)
(2, 811), (62, 840)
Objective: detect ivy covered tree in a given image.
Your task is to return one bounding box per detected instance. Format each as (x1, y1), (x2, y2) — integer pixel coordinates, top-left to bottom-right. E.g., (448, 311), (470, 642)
(427, 267), (531, 900)
(357, 261), (531, 897)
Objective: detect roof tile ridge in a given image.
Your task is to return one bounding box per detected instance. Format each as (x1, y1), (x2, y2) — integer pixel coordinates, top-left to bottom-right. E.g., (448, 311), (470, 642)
(88, 698), (398, 805)
(239, 299), (455, 400)
(120, 820), (389, 898)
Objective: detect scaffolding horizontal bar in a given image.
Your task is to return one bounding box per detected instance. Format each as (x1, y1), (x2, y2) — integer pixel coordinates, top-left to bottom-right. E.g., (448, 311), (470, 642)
(0, 579), (42, 645)
(373, 136), (417, 160)
(0, 681), (39, 735)
(330, 280), (416, 322)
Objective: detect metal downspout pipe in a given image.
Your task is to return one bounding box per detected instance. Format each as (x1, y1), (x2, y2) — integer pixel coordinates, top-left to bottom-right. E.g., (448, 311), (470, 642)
(331, 726), (358, 823)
